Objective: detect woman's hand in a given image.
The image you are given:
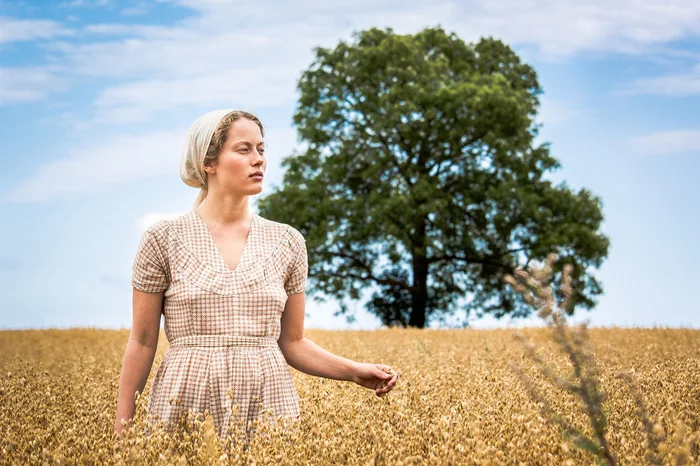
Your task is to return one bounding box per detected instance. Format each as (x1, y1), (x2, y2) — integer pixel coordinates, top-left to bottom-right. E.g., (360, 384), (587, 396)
(352, 363), (398, 397)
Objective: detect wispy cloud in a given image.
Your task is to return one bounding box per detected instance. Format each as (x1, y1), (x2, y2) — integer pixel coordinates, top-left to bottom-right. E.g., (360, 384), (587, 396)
(0, 128), (184, 203)
(0, 16), (72, 43)
(0, 124), (298, 203)
(629, 128), (700, 156)
(120, 4), (151, 16)
(4, 0), (700, 202)
(58, 0), (111, 8)
(0, 66), (66, 105)
(83, 23), (137, 34)
(56, 0), (700, 120)
(618, 63), (700, 96)
(449, 0), (700, 59)
(91, 68), (300, 123)
(536, 97), (583, 127)
(6, 0), (700, 117)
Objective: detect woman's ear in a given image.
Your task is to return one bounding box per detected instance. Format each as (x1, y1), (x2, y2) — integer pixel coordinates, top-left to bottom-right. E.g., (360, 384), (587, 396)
(203, 160), (216, 176)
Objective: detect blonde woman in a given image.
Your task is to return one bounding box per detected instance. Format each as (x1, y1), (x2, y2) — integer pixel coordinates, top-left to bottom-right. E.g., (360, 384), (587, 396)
(114, 109), (398, 442)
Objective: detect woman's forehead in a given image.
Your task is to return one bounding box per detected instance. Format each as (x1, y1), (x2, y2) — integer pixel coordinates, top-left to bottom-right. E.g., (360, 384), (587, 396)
(227, 118), (263, 143)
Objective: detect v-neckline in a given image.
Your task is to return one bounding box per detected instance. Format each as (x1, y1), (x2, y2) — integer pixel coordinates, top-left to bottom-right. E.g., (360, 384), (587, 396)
(192, 209), (256, 273)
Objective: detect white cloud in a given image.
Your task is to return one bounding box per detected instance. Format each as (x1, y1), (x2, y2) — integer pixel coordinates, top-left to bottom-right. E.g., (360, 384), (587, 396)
(535, 97), (583, 127)
(58, 0), (111, 8)
(0, 124), (300, 203)
(0, 17), (72, 106)
(0, 128), (185, 203)
(80, 23), (171, 36)
(0, 16), (72, 43)
(47, 0), (700, 121)
(0, 67), (65, 105)
(84, 23), (136, 34)
(57, 27), (303, 79)
(394, 0), (700, 60)
(5, 0), (700, 201)
(51, 21), (323, 123)
(629, 128), (700, 156)
(618, 63), (700, 96)
(120, 4), (151, 16)
(91, 67), (300, 123)
(8, 0), (700, 115)
(467, 0), (700, 60)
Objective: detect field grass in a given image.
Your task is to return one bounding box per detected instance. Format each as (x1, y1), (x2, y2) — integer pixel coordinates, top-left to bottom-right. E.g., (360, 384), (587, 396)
(0, 326), (698, 465)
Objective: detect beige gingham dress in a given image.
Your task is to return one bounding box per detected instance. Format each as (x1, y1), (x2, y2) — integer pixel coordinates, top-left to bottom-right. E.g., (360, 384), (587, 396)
(130, 209), (307, 439)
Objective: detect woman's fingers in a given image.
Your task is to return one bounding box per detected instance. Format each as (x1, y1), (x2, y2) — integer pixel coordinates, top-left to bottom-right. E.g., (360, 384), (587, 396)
(376, 368), (398, 396)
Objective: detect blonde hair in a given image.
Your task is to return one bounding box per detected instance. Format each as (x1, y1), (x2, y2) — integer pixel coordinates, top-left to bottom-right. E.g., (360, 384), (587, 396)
(180, 109), (265, 209)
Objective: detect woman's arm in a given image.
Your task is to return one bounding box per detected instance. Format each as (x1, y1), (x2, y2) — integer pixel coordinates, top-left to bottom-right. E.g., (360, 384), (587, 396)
(278, 331), (358, 381)
(278, 292), (398, 396)
(114, 288), (163, 437)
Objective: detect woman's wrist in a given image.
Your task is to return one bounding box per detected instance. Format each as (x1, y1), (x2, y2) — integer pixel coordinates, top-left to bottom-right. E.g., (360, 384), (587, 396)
(348, 360), (361, 383)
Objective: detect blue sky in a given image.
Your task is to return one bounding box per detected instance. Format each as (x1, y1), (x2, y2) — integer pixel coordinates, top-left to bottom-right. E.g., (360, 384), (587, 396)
(1, 0), (698, 330)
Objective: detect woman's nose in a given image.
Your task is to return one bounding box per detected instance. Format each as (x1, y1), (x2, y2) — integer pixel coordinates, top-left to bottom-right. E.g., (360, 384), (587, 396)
(254, 149), (264, 163)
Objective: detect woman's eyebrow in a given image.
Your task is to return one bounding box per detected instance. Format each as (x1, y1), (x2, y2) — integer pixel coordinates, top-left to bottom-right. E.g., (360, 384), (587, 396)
(233, 140), (265, 147)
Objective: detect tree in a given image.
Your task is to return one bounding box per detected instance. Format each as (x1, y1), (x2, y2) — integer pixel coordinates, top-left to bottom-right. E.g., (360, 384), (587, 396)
(257, 26), (609, 329)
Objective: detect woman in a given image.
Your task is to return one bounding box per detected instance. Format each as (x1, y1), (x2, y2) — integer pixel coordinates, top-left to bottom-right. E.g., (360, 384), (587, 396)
(114, 109), (398, 442)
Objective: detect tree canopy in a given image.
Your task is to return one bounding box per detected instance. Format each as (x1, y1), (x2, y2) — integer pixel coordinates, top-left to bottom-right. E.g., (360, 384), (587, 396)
(257, 26), (609, 328)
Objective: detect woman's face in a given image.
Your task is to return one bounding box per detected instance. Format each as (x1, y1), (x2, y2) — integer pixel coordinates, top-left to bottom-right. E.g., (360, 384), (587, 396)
(209, 118), (266, 196)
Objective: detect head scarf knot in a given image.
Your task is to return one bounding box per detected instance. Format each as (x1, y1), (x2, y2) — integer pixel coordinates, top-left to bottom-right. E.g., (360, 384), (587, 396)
(179, 109), (235, 189)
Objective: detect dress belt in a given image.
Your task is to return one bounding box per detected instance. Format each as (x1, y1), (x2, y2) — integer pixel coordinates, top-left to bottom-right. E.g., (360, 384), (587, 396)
(169, 334), (279, 348)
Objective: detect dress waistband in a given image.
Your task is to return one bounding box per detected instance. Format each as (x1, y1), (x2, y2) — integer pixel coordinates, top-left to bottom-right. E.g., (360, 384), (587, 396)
(169, 334), (279, 348)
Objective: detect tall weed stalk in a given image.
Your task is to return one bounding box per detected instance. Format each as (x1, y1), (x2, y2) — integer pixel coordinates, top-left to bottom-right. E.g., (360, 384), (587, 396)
(503, 253), (693, 466)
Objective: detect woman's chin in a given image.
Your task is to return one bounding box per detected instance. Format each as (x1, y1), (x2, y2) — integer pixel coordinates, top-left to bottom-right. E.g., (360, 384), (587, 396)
(247, 184), (264, 195)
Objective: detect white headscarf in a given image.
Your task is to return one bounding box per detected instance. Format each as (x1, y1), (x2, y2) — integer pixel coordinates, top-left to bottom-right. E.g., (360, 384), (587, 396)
(179, 109), (235, 189)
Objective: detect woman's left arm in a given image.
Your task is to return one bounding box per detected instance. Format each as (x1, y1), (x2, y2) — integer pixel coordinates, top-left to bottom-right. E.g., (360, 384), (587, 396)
(278, 292), (398, 397)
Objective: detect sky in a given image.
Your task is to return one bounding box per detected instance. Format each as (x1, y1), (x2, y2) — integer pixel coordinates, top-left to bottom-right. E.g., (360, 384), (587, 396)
(0, 0), (699, 331)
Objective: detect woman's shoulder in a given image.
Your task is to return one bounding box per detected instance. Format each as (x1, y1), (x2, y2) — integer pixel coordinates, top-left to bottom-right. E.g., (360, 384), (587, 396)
(144, 219), (171, 236)
(140, 211), (194, 248)
(256, 214), (305, 245)
(147, 210), (203, 236)
(141, 217), (178, 245)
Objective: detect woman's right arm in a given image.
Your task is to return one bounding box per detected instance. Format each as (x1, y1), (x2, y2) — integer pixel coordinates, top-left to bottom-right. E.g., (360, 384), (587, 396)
(114, 288), (164, 437)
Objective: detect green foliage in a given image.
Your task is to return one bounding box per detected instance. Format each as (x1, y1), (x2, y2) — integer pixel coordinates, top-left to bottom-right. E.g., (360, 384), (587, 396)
(258, 26), (609, 328)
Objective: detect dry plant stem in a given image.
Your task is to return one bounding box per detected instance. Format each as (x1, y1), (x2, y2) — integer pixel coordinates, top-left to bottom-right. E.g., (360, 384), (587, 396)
(545, 306), (615, 462)
(510, 336), (614, 465)
(508, 358), (599, 453)
(505, 255), (618, 466)
(616, 370), (664, 465)
(560, 325), (615, 466)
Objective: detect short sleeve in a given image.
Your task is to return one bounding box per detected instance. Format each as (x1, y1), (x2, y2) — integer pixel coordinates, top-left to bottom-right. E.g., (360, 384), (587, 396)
(284, 228), (308, 296)
(131, 227), (170, 293)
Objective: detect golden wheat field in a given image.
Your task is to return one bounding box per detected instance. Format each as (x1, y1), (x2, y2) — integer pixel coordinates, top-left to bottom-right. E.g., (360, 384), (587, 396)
(0, 326), (698, 465)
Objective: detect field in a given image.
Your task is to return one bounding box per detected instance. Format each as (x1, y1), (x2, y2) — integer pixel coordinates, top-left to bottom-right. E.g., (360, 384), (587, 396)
(0, 326), (698, 465)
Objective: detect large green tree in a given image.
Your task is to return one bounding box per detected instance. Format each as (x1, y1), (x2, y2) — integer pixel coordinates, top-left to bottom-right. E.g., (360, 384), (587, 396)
(258, 26), (609, 328)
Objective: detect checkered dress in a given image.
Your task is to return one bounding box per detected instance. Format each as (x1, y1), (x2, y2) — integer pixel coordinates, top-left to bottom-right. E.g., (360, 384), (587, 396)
(130, 209), (307, 440)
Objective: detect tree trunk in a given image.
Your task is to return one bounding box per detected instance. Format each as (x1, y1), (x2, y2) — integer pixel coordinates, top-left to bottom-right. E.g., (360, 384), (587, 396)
(409, 216), (429, 328)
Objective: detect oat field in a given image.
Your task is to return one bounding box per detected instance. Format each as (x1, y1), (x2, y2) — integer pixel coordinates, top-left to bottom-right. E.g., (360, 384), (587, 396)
(0, 326), (698, 465)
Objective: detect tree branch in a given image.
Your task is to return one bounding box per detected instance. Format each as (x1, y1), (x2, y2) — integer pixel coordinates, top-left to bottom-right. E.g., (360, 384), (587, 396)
(328, 250), (414, 291)
(342, 82), (415, 190)
(427, 252), (516, 271)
